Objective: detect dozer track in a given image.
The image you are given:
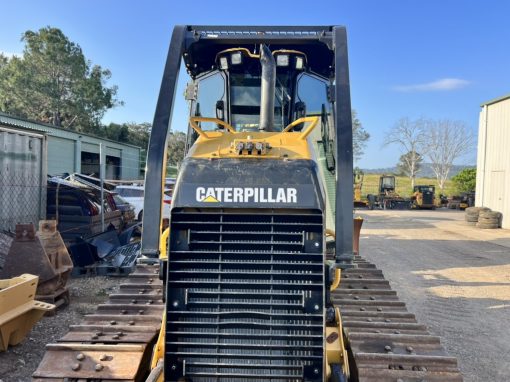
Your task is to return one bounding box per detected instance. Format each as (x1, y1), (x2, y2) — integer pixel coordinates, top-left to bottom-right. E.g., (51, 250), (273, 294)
(32, 259), (463, 382)
(33, 263), (165, 382)
(335, 257), (463, 382)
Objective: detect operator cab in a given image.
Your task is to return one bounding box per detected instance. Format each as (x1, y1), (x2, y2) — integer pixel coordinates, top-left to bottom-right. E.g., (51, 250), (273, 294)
(183, 41), (336, 150)
(380, 175), (396, 193)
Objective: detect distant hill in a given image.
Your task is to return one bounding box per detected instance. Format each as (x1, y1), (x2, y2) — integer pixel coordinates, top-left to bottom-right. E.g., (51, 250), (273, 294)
(362, 163), (475, 179)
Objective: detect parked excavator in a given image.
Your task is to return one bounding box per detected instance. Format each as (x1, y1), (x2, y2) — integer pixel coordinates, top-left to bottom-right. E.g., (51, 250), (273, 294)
(367, 175), (411, 210)
(33, 25), (463, 382)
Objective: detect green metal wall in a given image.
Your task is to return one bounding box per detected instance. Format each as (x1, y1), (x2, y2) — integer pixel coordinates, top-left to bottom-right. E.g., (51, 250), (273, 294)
(47, 136), (76, 175)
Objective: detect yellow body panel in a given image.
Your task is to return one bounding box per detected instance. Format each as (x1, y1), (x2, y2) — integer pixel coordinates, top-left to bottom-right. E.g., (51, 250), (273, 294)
(148, 116), (346, 378)
(187, 116), (319, 160)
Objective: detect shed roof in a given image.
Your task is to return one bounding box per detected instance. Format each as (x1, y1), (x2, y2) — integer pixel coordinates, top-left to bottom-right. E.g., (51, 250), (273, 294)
(481, 93), (510, 107)
(0, 112), (141, 149)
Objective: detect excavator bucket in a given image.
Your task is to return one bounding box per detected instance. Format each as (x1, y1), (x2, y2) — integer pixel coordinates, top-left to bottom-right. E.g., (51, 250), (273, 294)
(0, 222), (73, 307)
(0, 274), (55, 351)
(36, 221), (73, 301)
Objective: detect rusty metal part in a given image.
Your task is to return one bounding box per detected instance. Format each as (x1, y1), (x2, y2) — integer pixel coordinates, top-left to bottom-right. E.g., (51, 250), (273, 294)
(32, 265), (164, 382)
(36, 221), (73, 291)
(0, 222), (72, 303)
(33, 263), (163, 381)
(334, 258), (463, 381)
(353, 217), (364, 255)
(34, 343), (147, 380)
(0, 274), (55, 351)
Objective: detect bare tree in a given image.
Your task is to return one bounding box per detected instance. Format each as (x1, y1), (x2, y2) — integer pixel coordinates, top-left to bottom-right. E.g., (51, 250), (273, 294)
(425, 119), (475, 192)
(397, 151), (423, 179)
(384, 117), (426, 188)
(352, 110), (370, 162)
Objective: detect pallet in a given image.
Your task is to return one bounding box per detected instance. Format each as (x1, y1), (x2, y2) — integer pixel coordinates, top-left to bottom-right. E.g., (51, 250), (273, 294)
(36, 288), (70, 316)
(70, 242), (141, 278)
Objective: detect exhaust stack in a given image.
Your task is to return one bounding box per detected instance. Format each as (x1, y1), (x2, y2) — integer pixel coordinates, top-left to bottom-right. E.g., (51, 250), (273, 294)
(259, 44), (276, 131)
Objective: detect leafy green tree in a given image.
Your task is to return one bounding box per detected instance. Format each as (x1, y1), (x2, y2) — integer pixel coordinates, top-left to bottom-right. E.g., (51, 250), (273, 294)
(167, 131), (186, 167)
(0, 27), (121, 130)
(0, 54), (8, 70)
(102, 122), (130, 142)
(452, 168), (476, 193)
(126, 122), (151, 148)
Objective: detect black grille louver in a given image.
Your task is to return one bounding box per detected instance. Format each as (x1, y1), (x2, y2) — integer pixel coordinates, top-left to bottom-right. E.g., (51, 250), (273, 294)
(165, 209), (325, 381)
(423, 192), (433, 205)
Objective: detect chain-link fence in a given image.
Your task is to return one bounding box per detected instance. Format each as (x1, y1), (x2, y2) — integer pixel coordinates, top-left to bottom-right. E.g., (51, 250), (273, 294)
(0, 172), (46, 232)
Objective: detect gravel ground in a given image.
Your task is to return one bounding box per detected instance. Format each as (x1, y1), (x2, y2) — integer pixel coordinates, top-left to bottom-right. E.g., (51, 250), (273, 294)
(357, 209), (510, 382)
(0, 276), (120, 382)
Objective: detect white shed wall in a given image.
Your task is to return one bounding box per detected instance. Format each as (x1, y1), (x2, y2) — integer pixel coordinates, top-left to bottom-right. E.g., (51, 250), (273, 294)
(476, 97), (510, 228)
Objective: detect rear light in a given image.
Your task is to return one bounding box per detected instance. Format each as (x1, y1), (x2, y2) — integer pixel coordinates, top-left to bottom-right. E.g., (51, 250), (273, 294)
(164, 200), (172, 205)
(109, 195), (117, 210)
(88, 201), (99, 216)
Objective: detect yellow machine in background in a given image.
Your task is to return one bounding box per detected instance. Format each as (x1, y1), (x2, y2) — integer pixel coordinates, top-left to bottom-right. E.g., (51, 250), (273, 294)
(353, 168), (367, 208)
(412, 184), (437, 209)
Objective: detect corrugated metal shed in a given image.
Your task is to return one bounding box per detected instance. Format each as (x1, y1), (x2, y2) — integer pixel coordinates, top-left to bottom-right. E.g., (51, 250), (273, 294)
(476, 94), (510, 228)
(0, 112), (142, 180)
(0, 126), (47, 231)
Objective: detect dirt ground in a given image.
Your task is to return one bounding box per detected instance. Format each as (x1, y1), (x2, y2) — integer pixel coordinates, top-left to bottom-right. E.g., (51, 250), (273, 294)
(0, 277), (120, 382)
(1, 209), (509, 381)
(357, 209), (510, 382)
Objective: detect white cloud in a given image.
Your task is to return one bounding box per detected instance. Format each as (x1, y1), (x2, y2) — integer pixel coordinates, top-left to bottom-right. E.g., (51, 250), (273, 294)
(0, 51), (21, 58)
(394, 78), (470, 92)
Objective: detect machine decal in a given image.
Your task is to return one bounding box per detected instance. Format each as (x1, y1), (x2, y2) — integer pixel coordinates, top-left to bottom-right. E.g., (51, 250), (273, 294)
(195, 186), (298, 203)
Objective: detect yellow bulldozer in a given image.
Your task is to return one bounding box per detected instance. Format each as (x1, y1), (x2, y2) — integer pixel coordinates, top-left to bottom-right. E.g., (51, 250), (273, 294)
(33, 25), (462, 382)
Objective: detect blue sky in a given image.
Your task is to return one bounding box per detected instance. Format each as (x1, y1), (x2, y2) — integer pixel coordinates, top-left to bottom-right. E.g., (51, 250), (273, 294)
(1, 0), (509, 168)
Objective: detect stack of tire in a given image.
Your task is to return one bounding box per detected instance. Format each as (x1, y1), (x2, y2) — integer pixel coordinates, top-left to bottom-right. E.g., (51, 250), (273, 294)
(465, 207), (501, 229)
(477, 210), (502, 229)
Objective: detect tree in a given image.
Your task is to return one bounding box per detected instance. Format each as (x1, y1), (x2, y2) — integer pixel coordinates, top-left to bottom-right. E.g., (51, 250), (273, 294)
(167, 131), (186, 167)
(352, 110), (370, 162)
(452, 167), (476, 193)
(126, 122), (151, 149)
(0, 27), (121, 130)
(425, 119), (476, 192)
(103, 122), (130, 142)
(397, 151), (423, 180)
(384, 117), (427, 188)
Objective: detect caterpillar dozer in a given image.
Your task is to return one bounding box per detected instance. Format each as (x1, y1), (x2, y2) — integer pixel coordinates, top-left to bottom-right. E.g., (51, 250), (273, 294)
(411, 185), (436, 209)
(33, 25), (462, 382)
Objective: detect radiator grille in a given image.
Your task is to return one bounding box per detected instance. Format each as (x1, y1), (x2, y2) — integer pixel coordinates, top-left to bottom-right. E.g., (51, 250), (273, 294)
(165, 209), (325, 382)
(422, 193), (433, 205)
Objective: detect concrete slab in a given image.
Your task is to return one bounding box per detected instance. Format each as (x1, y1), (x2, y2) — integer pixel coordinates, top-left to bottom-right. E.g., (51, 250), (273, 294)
(355, 209), (510, 382)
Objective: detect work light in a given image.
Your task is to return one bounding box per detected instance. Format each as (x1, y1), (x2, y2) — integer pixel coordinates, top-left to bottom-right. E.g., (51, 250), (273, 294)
(276, 54), (289, 67)
(231, 52), (242, 65)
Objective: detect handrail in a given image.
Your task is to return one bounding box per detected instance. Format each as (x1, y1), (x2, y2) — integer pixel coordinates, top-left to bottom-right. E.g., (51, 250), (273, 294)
(189, 117), (236, 138)
(282, 116), (320, 140)
(189, 116), (319, 140)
